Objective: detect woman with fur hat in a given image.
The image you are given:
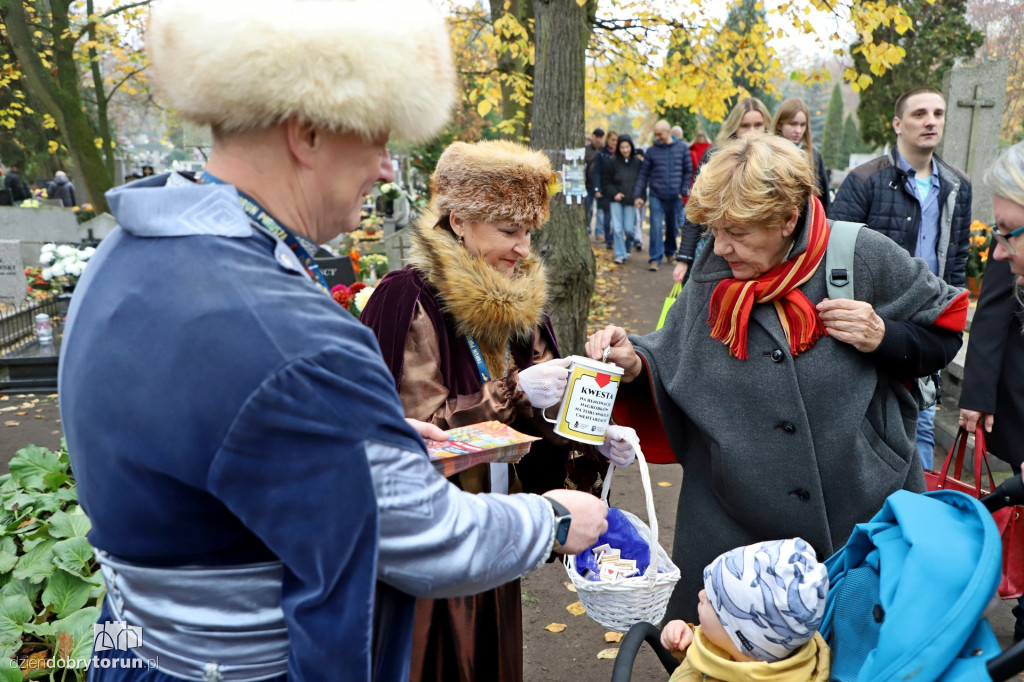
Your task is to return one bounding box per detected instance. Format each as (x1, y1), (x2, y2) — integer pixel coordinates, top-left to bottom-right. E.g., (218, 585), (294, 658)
(361, 139), (639, 682)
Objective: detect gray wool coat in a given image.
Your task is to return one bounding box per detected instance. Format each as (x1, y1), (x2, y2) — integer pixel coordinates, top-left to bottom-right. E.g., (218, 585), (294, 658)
(626, 212), (965, 623)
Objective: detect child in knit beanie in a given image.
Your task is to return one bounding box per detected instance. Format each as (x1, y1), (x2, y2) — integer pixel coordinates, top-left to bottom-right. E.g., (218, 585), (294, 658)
(660, 538), (831, 681)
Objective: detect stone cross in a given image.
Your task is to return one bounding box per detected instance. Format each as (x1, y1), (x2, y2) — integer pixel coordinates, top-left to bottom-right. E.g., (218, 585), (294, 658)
(939, 59), (1009, 225)
(0, 240), (26, 307)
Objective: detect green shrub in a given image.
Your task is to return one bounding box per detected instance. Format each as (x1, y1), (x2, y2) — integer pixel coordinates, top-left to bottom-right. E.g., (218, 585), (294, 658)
(0, 444), (101, 680)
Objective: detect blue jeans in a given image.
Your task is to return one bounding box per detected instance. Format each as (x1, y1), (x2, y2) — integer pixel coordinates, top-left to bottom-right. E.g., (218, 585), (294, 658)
(648, 195), (681, 264)
(585, 188), (596, 230)
(610, 202), (635, 261)
(916, 404), (936, 470)
(595, 202), (611, 241)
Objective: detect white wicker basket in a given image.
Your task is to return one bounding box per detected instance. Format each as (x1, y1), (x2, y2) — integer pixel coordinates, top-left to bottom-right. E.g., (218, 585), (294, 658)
(564, 442), (680, 632)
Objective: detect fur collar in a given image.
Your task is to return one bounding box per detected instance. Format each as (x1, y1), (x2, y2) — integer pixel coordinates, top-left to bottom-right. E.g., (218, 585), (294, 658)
(409, 210), (548, 377)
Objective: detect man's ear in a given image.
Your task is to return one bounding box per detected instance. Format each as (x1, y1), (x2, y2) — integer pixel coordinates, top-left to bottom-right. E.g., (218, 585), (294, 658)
(285, 118), (320, 169)
(892, 116), (902, 137)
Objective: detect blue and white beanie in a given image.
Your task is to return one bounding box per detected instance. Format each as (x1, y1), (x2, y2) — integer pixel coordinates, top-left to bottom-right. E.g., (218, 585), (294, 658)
(702, 537), (828, 662)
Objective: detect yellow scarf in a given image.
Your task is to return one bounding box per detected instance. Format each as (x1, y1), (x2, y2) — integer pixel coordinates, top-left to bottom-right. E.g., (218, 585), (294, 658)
(671, 627), (830, 682)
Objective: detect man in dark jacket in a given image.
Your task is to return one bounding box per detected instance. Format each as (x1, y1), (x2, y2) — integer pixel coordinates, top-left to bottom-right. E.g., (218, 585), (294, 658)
(4, 165), (31, 202)
(592, 129), (617, 248)
(47, 170), (77, 207)
(832, 86), (972, 469)
(584, 128), (604, 232)
(633, 120), (692, 270)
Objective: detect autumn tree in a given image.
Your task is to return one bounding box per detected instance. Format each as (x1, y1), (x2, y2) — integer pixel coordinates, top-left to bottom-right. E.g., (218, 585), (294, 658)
(840, 114), (868, 167)
(0, 0), (153, 212)
(851, 0), (984, 150)
(723, 0), (777, 112)
(822, 83), (844, 169)
(968, 0), (1024, 143)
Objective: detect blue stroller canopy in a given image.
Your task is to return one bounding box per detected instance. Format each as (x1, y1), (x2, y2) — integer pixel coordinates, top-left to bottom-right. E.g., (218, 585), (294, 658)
(822, 489), (1002, 682)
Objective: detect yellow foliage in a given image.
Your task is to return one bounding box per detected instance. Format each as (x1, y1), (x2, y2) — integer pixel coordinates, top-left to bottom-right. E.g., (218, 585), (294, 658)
(47, 140), (59, 154)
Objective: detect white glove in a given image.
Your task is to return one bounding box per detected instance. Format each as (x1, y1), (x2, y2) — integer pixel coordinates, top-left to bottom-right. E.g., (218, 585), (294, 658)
(517, 357), (571, 409)
(598, 425), (638, 467)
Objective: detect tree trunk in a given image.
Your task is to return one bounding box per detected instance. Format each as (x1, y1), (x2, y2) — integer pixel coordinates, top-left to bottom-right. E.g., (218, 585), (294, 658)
(3, 0), (113, 213)
(530, 0), (593, 355)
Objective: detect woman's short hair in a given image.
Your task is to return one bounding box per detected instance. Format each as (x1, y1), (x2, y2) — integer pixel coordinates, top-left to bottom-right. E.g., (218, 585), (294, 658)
(985, 141), (1024, 208)
(772, 98), (815, 169)
(715, 98), (771, 145)
(686, 133), (816, 231)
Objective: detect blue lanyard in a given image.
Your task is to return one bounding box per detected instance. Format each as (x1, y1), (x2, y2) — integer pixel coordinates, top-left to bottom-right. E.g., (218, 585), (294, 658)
(465, 336), (492, 382)
(199, 172), (331, 295)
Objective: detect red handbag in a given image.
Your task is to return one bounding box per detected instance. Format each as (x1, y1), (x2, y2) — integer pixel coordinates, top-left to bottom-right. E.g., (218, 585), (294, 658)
(926, 425), (1024, 599)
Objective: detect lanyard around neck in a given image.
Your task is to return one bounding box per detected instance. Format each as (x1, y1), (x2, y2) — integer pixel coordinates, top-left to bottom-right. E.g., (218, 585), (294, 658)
(199, 172), (331, 295)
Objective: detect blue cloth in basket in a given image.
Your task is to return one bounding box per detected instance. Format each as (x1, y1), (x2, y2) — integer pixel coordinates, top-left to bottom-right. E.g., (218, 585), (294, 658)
(575, 507), (652, 579)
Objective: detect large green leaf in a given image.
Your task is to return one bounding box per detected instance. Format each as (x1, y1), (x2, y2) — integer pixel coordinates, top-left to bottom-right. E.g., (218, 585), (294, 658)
(8, 447), (65, 492)
(0, 654), (21, 681)
(0, 594), (33, 641)
(3, 492), (37, 513)
(12, 540), (56, 584)
(54, 606), (101, 663)
(1, 579), (42, 603)
(47, 511), (91, 540)
(42, 572), (91, 619)
(52, 538), (93, 579)
(0, 537), (18, 575)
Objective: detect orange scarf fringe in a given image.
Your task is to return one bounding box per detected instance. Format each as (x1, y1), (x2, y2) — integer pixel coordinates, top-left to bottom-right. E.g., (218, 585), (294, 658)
(707, 197), (829, 360)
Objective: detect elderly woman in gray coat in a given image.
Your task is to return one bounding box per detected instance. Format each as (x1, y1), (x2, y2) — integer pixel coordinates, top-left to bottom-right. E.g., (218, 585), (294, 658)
(587, 134), (969, 622)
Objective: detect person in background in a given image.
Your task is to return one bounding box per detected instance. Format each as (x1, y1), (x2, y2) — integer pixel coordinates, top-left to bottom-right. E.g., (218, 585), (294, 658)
(606, 134), (643, 263)
(633, 120), (692, 271)
(47, 170), (77, 207)
(4, 164), (31, 202)
(589, 133), (966, 623)
(675, 98), (771, 282)
(58, 1), (609, 680)
(593, 129), (618, 249)
(585, 128), (605, 233)
(633, 147), (647, 251)
(773, 97), (830, 216)
(958, 141), (1024, 641)
(362, 139), (637, 682)
(832, 86), (972, 470)
(688, 133), (711, 189)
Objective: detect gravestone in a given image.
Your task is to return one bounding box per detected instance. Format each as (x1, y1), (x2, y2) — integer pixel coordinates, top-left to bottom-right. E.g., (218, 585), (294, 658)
(939, 59), (1009, 225)
(0, 240), (25, 306)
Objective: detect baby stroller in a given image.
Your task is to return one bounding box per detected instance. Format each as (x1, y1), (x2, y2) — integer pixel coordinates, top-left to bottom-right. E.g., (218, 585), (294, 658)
(609, 476), (1024, 682)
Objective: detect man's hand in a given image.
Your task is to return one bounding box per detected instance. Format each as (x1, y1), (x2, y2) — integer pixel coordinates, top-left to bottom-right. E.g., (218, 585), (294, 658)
(614, 193), (624, 201)
(406, 418), (448, 442)
(816, 298), (885, 352)
(673, 261), (689, 283)
(595, 191), (603, 199)
(660, 620), (694, 653)
(959, 408), (994, 433)
(585, 325), (642, 381)
(543, 490), (608, 555)
(634, 198), (645, 209)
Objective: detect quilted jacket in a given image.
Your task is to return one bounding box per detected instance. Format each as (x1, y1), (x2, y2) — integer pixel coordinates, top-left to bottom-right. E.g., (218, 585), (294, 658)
(831, 148), (972, 287)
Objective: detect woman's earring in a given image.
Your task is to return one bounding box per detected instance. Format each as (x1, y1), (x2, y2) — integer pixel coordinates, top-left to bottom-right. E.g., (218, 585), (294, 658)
(458, 234), (464, 246)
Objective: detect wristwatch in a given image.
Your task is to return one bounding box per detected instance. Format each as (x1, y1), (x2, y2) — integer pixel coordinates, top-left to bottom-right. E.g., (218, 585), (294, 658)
(545, 497), (573, 558)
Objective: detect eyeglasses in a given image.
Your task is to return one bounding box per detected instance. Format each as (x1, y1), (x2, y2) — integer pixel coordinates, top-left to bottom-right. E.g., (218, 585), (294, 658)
(993, 225), (1024, 255)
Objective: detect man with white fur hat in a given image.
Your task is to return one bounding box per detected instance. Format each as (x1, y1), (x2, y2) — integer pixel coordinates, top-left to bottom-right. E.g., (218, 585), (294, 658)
(57, 1), (608, 680)
(659, 538), (831, 681)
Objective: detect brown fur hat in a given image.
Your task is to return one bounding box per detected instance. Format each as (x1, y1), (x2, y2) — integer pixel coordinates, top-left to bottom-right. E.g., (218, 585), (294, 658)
(431, 141), (557, 229)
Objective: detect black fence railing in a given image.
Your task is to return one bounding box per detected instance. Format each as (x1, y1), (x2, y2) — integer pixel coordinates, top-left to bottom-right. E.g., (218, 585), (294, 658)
(0, 295), (62, 354)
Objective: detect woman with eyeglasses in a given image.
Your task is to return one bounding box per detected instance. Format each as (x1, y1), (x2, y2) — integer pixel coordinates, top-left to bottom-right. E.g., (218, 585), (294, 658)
(958, 141), (1024, 639)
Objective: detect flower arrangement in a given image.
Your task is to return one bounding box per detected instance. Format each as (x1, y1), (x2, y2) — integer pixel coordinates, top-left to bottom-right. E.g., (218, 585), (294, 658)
(71, 204), (96, 224)
(349, 250), (361, 276)
(966, 220), (991, 280)
(25, 244), (95, 295)
(378, 182), (403, 201)
(360, 253), (389, 284)
(330, 282), (375, 317)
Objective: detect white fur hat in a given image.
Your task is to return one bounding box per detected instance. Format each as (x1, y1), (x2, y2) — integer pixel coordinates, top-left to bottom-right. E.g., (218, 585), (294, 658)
(147, 0), (455, 142)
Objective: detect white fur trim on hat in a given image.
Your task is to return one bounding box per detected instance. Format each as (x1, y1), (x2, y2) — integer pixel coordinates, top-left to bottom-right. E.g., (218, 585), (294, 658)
(147, 0), (455, 141)
(703, 538), (828, 663)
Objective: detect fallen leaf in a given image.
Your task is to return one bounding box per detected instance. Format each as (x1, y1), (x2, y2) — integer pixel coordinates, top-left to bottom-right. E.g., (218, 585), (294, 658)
(563, 581), (577, 593)
(0, 396), (8, 401)
(46, 394), (58, 399)
(545, 623), (567, 633)
(597, 648), (619, 660)
(15, 412), (27, 416)
(566, 601), (586, 616)
(657, 481), (673, 487)
(35, 415), (43, 419)
(57, 632), (73, 660)
(0, 406), (17, 412)
(605, 631), (624, 643)
(5, 421), (19, 427)
(20, 650), (49, 674)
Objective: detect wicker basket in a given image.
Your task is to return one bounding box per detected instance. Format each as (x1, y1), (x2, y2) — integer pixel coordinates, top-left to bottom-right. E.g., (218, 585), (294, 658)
(565, 442), (680, 632)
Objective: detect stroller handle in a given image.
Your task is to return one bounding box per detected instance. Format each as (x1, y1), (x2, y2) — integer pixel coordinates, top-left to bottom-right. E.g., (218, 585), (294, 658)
(980, 475), (1024, 513)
